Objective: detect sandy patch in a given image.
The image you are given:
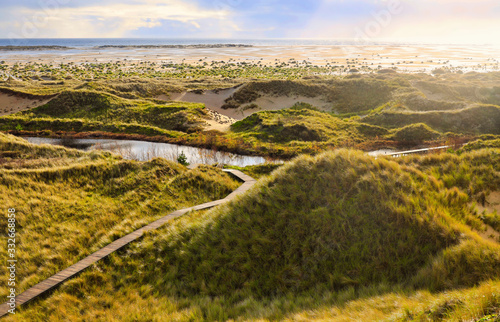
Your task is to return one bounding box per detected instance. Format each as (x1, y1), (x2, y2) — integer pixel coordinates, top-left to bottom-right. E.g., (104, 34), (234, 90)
(169, 87), (238, 108)
(203, 109), (236, 132)
(0, 92), (52, 116)
(478, 224), (500, 244)
(477, 191), (500, 215)
(158, 88), (239, 131)
(475, 191), (500, 243)
(168, 88), (331, 121)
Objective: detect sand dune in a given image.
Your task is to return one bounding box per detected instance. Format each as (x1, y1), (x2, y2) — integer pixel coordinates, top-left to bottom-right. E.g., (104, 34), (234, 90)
(165, 87), (331, 127)
(168, 87), (238, 110)
(0, 92), (52, 116)
(158, 88), (239, 131)
(203, 109), (237, 132)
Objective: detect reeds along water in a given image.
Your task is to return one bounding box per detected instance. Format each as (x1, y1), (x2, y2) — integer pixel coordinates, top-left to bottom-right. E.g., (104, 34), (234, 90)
(93, 141), (241, 166)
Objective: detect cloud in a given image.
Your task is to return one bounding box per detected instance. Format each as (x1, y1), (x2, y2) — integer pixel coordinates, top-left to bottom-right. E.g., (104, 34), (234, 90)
(3, 0), (232, 38)
(1, 0), (500, 44)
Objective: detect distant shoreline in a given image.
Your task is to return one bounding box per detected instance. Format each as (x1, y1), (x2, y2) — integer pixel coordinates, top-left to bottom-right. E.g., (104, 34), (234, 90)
(0, 45), (73, 51)
(0, 44), (253, 51)
(0, 43), (497, 74)
(95, 44), (252, 49)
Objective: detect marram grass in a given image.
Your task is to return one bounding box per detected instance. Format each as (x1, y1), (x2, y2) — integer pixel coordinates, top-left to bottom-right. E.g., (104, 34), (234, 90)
(0, 133), (239, 300)
(5, 148), (499, 321)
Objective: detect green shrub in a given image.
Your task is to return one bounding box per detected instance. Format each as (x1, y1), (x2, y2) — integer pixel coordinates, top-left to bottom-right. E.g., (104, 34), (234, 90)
(176, 151), (189, 166)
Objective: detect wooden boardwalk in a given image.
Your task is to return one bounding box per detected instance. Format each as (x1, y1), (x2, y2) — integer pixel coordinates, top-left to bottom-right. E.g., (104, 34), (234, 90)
(386, 145), (451, 158)
(0, 169), (256, 317)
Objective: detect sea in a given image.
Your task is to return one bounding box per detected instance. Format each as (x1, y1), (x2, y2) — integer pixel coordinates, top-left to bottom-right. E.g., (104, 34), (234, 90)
(0, 38), (472, 48)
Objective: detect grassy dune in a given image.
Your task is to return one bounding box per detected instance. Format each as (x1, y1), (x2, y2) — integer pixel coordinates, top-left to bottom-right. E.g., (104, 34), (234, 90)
(3, 89), (209, 133)
(0, 133), (239, 300)
(461, 138), (500, 151)
(153, 150), (498, 297)
(159, 151), (463, 296)
(395, 147), (500, 197)
(231, 103), (387, 142)
(7, 148), (499, 321)
(393, 147), (500, 237)
(2, 53), (500, 322)
(216, 103), (499, 156)
(387, 123), (441, 144)
(1, 71), (500, 158)
(363, 104), (500, 135)
(77, 78), (184, 99)
(171, 104), (393, 158)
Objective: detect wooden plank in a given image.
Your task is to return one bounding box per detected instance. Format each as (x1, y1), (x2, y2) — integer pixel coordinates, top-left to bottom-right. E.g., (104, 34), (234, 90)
(386, 145), (451, 157)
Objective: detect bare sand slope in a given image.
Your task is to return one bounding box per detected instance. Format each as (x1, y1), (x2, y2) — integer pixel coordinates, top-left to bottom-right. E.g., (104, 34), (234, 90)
(0, 92), (51, 116)
(165, 87), (330, 126)
(158, 88), (239, 131)
(475, 191), (500, 243)
(167, 87), (238, 109)
(203, 109), (236, 132)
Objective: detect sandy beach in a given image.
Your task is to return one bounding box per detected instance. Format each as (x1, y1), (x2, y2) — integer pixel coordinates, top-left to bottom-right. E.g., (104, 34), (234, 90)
(1, 44), (499, 73)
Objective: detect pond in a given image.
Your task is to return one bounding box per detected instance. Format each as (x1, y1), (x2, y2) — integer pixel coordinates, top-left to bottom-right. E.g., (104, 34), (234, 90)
(23, 137), (268, 167)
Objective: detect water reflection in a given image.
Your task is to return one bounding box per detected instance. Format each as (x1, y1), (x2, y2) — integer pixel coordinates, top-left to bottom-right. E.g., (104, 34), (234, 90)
(23, 137), (268, 167)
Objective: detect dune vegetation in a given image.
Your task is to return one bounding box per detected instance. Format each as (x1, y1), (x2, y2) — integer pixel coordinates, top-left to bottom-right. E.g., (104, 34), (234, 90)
(1, 68), (500, 158)
(1, 89), (209, 135)
(1, 60), (500, 321)
(0, 133), (239, 302)
(3, 146), (498, 321)
(461, 138), (500, 151)
(363, 104), (500, 135)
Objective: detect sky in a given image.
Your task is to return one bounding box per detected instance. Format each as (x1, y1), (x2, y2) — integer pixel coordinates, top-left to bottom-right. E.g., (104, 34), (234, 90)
(1, 0), (499, 44)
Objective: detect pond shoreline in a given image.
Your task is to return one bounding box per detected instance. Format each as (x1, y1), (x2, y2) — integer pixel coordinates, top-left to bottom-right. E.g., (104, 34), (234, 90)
(5, 129), (455, 161)
(21, 135), (269, 167)
(6, 129), (286, 159)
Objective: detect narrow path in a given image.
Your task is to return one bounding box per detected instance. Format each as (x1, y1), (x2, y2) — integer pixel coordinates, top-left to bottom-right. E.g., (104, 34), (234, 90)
(0, 169), (256, 317)
(385, 145), (452, 157)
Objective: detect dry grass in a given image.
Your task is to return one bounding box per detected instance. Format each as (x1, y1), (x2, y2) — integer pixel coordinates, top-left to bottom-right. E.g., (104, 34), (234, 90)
(0, 133), (239, 300)
(6, 148), (499, 321)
